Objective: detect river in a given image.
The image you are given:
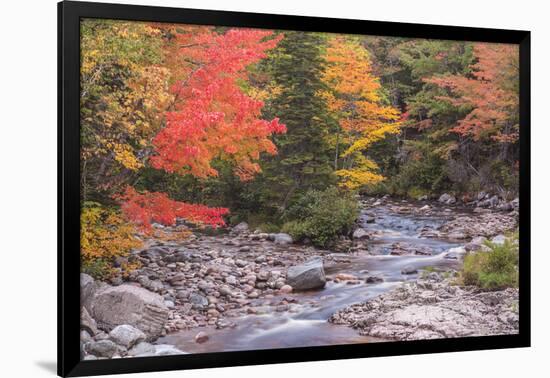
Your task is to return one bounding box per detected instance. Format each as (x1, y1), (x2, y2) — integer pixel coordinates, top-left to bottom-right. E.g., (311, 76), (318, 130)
(157, 199), (468, 353)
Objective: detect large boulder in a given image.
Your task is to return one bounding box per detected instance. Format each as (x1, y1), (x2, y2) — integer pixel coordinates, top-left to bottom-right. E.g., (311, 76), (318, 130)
(91, 284), (169, 340)
(286, 257), (326, 291)
(80, 307), (99, 336)
(81, 273), (104, 313)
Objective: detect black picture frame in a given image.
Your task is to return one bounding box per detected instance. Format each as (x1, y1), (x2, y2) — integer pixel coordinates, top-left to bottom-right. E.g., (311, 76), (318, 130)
(58, 1), (531, 376)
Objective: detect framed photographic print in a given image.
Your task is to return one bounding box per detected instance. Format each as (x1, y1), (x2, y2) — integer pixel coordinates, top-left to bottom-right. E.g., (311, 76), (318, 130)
(58, 0), (530, 376)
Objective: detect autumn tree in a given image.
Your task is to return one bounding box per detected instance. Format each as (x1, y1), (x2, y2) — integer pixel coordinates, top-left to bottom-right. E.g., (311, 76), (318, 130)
(321, 37), (401, 190)
(426, 43), (519, 143)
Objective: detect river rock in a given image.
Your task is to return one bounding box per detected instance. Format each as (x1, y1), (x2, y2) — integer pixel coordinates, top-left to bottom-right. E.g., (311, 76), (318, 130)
(438, 193), (456, 205)
(81, 273), (104, 313)
(279, 284), (293, 294)
(81, 307), (98, 336)
(154, 344), (187, 356)
(86, 339), (122, 358)
(465, 236), (488, 252)
(109, 325), (146, 349)
(401, 266), (418, 275)
(330, 278), (519, 341)
(334, 273), (358, 281)
(443, 246), (467, 260)
(195, 331), (209, 343)
(352, 228), (370, 240)
(273, 233), (293, 245)
(233, 222), (249, 233)
(491, 234), (507, 245)
(128, 342), (156, 357)
(286, 257), (326, 291)
(365, 276), (384, 284)
(189, 293), (209, 309)
(91, 284), (169, 340)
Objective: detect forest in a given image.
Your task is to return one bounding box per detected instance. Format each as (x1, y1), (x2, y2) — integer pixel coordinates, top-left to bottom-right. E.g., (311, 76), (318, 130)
(81, 20), (519, 271)
(79, 19), (520, 357)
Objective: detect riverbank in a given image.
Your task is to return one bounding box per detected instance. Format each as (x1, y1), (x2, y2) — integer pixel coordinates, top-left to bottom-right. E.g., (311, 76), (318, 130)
(80, 195), (519, 359)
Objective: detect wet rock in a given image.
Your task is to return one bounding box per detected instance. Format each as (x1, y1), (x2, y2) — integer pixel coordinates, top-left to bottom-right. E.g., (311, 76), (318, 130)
(443, 246), (467, 260)
(154, 344), (187, 356)
(401, 266), (418, 275)
(195, 331), (209, 343)
(365, 276), (384, 284)
(279, 285), (293, 294)
(352, 228), (370, 240)
(91, 284), (169, 340)
(286, 257), (326, 291)
(128, 342), (156, 357)
(334, 273), (358, 281)
(419, 205), (430, 211)
(109, 325), (146, 349)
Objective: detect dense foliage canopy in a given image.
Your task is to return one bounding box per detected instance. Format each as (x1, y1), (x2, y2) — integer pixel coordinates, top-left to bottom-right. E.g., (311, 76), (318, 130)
(80, 20), (520, 276)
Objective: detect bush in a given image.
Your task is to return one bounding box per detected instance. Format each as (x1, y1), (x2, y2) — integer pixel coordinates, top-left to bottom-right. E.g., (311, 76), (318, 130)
(281, 187), (359, 248)
(461, 236), (519, 290)
(81, 202), (143, 280)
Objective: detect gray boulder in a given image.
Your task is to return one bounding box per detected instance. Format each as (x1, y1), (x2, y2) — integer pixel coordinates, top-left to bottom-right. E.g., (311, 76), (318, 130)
(109, 325), (146, 349)
(81, 307), (98, 336)
(128, 342), (156, 357)
(233, 222), (249, 233)
(81, 273), (104, 313)
(91, 284), (169, 340)
(438, 193), (456, 205)
(286, 257), (326, 291)
(401, 266), (418, 275)
(86, 339), (122, 358)
(189, 293), (209, 310)
(273, 233), (293, 245)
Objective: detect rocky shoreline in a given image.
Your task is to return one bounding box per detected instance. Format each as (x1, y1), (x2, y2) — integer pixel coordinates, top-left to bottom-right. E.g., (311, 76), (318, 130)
(80, 193), (520, 359)
(329, 273), (519, 340)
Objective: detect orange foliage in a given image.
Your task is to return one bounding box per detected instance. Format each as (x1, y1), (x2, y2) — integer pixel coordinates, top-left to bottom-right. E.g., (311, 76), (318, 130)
(425, 43), (519, 142)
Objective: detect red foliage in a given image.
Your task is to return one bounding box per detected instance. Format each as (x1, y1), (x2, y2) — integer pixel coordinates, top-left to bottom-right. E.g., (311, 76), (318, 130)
(118, 186), (229, 232)
(150, 28), (286, 181)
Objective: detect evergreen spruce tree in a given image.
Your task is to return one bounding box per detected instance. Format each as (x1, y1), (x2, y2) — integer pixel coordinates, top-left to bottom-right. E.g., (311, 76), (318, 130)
(257, 31), (336, 213)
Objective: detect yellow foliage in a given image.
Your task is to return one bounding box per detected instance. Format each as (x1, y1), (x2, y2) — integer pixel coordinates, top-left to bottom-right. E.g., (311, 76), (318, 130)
(321, 36), (401, 189)
(81, 203), (143, 279)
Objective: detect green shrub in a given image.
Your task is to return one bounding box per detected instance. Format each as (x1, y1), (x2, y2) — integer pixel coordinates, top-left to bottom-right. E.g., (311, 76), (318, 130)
(461, 237), (519, 290)
(281, 187), (359, 248)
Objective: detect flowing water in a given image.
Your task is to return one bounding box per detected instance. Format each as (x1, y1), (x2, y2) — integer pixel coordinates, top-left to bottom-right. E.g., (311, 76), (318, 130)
(158, 201), (465, 353)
